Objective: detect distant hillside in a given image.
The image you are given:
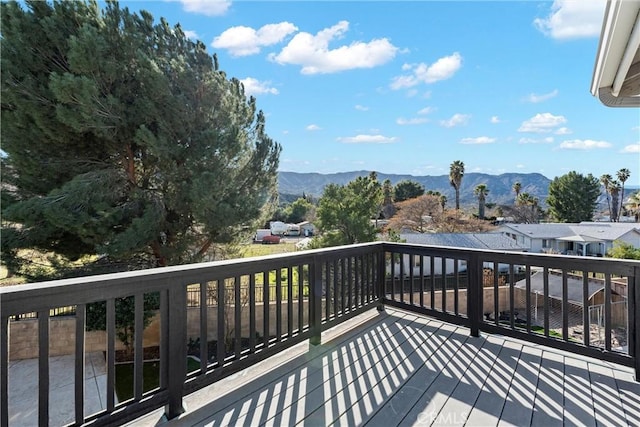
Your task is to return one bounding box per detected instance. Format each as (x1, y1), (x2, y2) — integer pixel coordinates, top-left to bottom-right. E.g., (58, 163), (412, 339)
(278, 171), (552, 208)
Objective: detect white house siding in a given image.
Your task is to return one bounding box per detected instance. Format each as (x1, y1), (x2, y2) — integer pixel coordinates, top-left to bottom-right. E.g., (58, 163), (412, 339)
(617, 230), (640, 248)
(529, 237), (544, 253)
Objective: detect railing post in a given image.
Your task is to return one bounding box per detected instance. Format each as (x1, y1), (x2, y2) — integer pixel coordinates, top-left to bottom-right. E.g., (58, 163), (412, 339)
(377, 249), (386, 312)
(631, 267), (640, 382)
(165, 285), (187, 420)
(310, 256), (323, 346)
(467, 252), (481, 337)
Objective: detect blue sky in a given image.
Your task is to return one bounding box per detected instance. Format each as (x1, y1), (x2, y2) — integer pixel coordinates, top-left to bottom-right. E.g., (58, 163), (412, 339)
(119, 0), (639, 182)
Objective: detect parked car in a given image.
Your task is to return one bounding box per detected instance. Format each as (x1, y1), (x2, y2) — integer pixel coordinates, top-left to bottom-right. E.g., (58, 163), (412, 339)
(261, 235), (281, 244)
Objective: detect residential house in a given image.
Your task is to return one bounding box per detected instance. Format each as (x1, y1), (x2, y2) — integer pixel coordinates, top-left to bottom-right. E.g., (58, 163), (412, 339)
(400, 232), (529, 251)
(387, 232), (529, 276)
(297, 221), (316, 237)
(497, 222), (640, 256)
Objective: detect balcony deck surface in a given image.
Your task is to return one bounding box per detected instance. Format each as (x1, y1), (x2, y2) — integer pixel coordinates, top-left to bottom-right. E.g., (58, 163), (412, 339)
(133, 308), (639, 427)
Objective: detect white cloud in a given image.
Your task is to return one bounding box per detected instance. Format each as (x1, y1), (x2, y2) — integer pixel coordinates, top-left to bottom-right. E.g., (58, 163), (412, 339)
(306, 124), (322, 131)
(440, 113), (470, 128)
(337, 134), (397, 144)
(355, 104), (369, 111)
(555, 127), (572, 135)
(269, 21), (398, 74)
(559, 139), (612, 150)
(460, 136), (496, 145)
(417, 107), (435, 115)
(519, 137), (554, 144)
(518, 112), (567, 133)
(180, 0), (231, 16)
(212, 22), (298, 56)
(396, 117), (428, 125)
(390, 52), (462, 90)
(524, 89), (559, 103)
(621, 143), (640, 153)
(183, 30), (199, 40)
(239, 77), (279, 96)
(490, 116), (501, 124)
(534, 0), (605, 40)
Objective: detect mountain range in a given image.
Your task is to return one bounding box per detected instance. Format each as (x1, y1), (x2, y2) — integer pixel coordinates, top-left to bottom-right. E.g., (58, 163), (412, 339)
(278, 171), (553, 208)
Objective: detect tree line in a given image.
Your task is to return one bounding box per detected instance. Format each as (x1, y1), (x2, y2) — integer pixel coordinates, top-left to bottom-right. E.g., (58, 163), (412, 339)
(295, 161), (637, 248)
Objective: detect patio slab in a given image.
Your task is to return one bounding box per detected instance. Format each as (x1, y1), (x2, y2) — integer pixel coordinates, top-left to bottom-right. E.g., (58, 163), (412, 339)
(8, 352), (108, 427)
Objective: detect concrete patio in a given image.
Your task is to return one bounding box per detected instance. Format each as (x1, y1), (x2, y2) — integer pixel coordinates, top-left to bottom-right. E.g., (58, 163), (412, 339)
(8, 352), (108, 426)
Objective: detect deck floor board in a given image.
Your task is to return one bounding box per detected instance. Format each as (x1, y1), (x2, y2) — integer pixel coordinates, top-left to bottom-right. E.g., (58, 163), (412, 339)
(130, 308), (638, 427)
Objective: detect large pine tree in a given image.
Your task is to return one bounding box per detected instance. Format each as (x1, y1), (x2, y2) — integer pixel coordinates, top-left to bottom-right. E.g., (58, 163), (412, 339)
(546, 171), (600, 223)
(1, 1), (281, 274)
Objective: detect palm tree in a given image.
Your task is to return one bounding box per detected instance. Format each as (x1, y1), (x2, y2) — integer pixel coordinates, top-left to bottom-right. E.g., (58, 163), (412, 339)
(512, 182), (521, 203)
(449, 160), (465, 210)
(531, 196), (540, 222)
(625, 191), (640, 222)
(610, 181), (621, 222)
(439, 195), (447, 212)
(616, 168), (630, 220)
(600, 174), (613, 221)
(474, 184), (489, 219)
(516, 192), (538, 223)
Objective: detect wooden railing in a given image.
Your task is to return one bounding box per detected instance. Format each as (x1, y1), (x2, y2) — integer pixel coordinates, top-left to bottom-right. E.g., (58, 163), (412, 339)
(0, 243), (383, 427)
(382, 243), (639, 377)
(1, 242), (638, 426)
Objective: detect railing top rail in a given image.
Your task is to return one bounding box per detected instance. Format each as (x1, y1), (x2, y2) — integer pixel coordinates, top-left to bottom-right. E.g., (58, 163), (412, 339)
(381, 242), (640, 275)
(2, 240), (638, 315)
(0, 242), (383, 315)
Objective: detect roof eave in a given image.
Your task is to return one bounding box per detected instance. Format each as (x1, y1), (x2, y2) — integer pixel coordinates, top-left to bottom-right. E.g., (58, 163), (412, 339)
(596, 86), (640, 107)
(591, 0), (640, 108)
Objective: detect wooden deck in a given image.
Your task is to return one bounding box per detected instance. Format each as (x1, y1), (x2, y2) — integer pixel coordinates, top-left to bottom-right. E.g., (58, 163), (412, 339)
(132, 308), (640, 427)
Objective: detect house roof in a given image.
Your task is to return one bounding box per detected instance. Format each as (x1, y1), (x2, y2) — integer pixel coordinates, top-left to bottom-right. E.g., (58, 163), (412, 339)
(399, 232), (527, 251)
(591, 0), (640, 107)
(499, 223), (575, 239)
(514, 271), (607, 306)
(557, 235), (603, 243)
(499, 222), (640, 242)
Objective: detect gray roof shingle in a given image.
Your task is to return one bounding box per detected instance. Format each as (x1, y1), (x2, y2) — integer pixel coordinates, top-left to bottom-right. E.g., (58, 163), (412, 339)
(499, 222), (640, 241)
(399, 233), (527, 251)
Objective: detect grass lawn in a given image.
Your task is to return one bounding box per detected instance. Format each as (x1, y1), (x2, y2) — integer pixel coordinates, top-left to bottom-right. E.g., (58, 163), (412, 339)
(508, 322), (568, 340)
(241, 242), (297, 258)
(115, 358), (201, 401)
